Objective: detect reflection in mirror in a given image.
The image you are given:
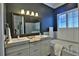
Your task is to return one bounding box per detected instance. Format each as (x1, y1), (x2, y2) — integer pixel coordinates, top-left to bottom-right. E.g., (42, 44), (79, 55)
(13, 15), (24, 35)
(12, 13), (40, 37)
(25, 22), (40, 34)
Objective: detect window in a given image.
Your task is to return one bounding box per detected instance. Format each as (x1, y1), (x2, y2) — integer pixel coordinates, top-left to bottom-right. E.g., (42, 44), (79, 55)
(73, 10), (78, 27)
(61, 14), (66, 28)
(57, 8), (78, 29)
(68, 9), (78, 28)
(68, 12), (73, 28)
(58, 15), (62, 28)
(58, 13), (66, 28)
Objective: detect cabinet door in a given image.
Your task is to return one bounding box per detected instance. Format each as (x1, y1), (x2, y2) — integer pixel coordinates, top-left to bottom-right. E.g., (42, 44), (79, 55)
(7, 48), (29, 56)
(30, 45), (40, 56)
(6, 43), (29, 54)
(30, 48), (40, 56)
(40, 39), (50, 56)
(30, 42), (40, 56)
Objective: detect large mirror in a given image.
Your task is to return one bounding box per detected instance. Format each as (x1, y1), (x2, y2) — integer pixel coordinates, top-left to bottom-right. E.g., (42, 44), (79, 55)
(12, 13), (40, 37)
(25, 22), (40, 34)
(13, 14), (24, 35)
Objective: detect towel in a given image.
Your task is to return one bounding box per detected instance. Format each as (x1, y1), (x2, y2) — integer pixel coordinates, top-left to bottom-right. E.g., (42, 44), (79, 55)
(49, 27), (53, 38)
(8, 27), (12, 40)
(54, 43), (63, 56)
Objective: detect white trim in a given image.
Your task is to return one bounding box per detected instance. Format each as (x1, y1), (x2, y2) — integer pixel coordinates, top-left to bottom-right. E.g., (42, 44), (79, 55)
(0, 3), (5, 56)
(57, 8), (78, 15)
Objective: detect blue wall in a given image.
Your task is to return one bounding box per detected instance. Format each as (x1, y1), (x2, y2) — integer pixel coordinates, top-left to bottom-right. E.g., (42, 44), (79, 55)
(53, 3), (78, 31)
(39, 4), (54, 32)
(41, 14), (53, 32)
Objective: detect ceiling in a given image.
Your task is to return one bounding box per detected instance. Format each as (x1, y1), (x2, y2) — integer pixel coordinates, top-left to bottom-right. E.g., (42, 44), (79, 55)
(44, 3), (65, 9)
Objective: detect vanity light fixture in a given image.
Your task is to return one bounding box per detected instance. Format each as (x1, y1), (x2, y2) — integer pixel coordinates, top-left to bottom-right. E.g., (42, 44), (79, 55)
(30, 11), (34, 16)
(26, 10), (30, 15)
(21, 9), (25, 14)
(20, 9), (39, 17)
(35, 12), (38, 17)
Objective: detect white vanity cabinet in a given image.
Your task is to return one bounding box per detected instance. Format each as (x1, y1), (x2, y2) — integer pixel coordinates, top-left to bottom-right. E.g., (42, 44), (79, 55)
(40, 37), (51, 56)
(5, 41), (30, 56)
(5, 36), (51, 56)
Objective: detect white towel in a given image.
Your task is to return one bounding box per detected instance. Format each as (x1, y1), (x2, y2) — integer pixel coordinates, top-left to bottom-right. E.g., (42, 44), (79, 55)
(49, 27), (53, 38)
(8, 27), (12, 41)
(54, 43), (63, 56)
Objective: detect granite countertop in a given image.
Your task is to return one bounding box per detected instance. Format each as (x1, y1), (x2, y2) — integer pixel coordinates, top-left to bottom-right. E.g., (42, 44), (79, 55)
(28, 35), (49, 42)
(5, 37), (30, 48)
(5, 35), (49, 48)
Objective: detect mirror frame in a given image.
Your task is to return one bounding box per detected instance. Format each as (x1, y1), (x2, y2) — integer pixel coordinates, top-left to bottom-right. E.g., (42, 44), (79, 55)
(10, 12), (41, 38)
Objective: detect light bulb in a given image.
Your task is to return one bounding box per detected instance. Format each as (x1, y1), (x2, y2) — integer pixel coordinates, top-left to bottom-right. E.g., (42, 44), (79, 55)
(26, 10), (30, 15)
(30, 11), (34, 16)
(35, 12), (38, 17)
(21, 9), (25, 14)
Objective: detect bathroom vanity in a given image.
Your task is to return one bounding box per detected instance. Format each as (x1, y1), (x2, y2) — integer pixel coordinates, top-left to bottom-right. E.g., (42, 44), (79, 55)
(5, 12), (52, 56)
(5, 35), (51, 56)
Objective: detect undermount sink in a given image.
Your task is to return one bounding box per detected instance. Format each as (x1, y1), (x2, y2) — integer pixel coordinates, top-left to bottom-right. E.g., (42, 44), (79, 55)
(7, 37), (30, 44)
(27, 35), (49, 42)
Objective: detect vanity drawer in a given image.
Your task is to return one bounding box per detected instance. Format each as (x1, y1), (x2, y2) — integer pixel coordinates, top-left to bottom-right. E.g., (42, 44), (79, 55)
(40, 45), (50, 56)
(40, 39), (50, 56)
(41, 39), (50, 45)
(6, 48), (29, 56)
(6, 43), (29, 54)
(30, 42), (40, 56)
(30, 47), (40, 56)
(30, 42), (40, 47)
(30, 46), (40, 52)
